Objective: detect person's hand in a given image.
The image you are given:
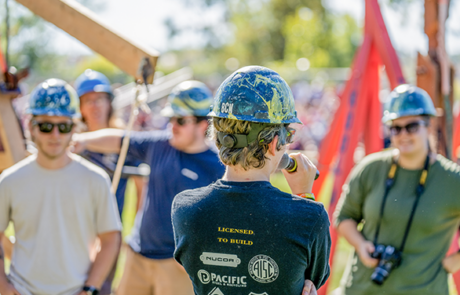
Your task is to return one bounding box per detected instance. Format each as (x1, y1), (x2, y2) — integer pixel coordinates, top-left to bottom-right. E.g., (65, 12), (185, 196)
(357, 240), (379, 268)
(70, 133), (87, 154)
(442, 252), (460, 273)
(76, 291), (87, 295)
(281, 152), (317, 195)
(302, 279), (317, 295)
(0, 283), (22, 295)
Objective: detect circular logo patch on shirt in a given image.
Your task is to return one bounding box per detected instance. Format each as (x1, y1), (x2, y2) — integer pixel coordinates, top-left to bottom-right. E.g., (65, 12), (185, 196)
(248, 254), (279, 283)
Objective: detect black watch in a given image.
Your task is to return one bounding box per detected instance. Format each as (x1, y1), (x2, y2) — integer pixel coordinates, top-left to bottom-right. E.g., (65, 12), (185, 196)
(82, 285), (99, 295)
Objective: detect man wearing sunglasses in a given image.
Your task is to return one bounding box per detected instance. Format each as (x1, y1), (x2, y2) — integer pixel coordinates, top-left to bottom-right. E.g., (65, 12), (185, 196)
(334, 84), (460, 295)
(73, 81), (225, 295)
(0, 79), (122, 295)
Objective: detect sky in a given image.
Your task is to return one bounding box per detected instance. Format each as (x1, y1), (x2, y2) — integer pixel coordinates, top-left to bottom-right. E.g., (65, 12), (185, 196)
(45, 0), (460, 58)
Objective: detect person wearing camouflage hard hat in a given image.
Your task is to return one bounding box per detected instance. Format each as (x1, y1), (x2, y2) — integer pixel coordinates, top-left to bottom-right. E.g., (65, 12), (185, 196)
(161, 80), (213, 117)
(334, 84), (460, 295)
(72, 80), (224, 295)
(172, 66), (330, 295)
(0, 79), (122, 295)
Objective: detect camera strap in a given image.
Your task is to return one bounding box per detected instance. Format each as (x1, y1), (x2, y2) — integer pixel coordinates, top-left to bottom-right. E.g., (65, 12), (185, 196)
(373, 154), (430, 252)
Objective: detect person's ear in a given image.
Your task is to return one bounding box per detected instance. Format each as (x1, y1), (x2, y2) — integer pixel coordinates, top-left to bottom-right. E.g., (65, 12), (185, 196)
(28, 119), (35, 135)
(198, 120), (209, 134)
(268, 135), (278, 156)
(28, 120), (36, 142)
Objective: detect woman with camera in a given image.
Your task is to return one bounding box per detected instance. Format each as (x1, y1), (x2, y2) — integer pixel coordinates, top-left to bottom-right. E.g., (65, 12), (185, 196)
(334, 84), (460, 295)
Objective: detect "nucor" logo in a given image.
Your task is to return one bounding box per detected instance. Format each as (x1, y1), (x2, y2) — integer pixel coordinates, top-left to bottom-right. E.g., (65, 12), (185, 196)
(200, 252), (241, 268)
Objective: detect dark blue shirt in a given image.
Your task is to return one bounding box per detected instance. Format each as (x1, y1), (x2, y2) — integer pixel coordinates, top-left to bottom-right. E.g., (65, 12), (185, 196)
(172, 180), (331, 295)
(126, 130), (225, 259)
(80, 150), (141, 217)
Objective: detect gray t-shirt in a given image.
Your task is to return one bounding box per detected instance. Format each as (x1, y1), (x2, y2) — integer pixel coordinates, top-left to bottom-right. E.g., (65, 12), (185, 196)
(0, 154), (122, 295)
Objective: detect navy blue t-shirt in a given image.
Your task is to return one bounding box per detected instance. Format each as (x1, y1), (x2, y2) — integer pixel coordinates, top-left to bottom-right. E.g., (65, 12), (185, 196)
(126, 130), (225, 259)
(81, 150), (142, 217)
(172, 180), (331, 295)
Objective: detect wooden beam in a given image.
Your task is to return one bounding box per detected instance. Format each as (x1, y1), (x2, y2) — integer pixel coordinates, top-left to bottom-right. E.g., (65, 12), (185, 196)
(0, 91), (26, 172)
(15, 0), (159, 83)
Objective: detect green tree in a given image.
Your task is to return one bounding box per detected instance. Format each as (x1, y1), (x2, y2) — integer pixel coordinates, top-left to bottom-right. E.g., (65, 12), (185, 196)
(283, 8), (360, 67)
(166, 0), (361, 78)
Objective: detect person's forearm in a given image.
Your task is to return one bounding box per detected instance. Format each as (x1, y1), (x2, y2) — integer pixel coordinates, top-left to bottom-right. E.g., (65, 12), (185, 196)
(79, 129), (124, 154)
(337, 219), (366, 249)
(0, 235), (10, 288)
(443, 251), (460, 273)
(85, 232), (121, 289)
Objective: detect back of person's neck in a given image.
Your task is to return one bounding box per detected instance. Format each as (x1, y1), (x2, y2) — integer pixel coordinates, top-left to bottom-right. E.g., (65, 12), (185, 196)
(223, 165), (271, 182)
(396, 148), (431, 170)
(36, 151), (72, 170)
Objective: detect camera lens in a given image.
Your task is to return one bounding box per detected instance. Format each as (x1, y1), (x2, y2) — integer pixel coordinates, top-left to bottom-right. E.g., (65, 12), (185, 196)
(371, 268), (389, 285)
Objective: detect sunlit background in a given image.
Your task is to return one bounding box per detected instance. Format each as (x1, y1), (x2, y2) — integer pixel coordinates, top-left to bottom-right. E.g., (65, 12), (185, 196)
(2, 0), (460, 293)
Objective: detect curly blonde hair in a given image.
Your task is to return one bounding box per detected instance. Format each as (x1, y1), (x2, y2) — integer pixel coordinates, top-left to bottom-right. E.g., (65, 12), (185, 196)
(211, 117), (287, 170)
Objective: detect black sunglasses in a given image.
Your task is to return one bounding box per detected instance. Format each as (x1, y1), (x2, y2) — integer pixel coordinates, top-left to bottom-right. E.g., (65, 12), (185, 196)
(169, 117), (197, 126)
(32, 120), (74, 134)
(285, 127), (296, 144)
(276, 126), (296, 148)
(390, 121), (426, 136)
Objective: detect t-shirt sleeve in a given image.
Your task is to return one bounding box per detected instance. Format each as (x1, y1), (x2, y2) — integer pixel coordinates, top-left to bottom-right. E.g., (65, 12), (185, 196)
(172, 194), (187, 265)
(305, 208), (331, 289)
(0, 176), (10, 232)
(94, 174), (122, 234)
(333, 160), (368, 227)
(126, 131), (168, 162)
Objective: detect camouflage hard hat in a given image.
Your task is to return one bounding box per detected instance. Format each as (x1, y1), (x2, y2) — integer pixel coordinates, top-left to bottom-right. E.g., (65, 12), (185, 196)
(382, 84), (436, 123)
(27, 78), (81, 118)
(161, 80), (213, 117)
(208, 66), (301, 124)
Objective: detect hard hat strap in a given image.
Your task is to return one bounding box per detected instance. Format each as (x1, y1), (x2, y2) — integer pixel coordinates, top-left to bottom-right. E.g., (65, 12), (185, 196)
(217, 123), (270, 148)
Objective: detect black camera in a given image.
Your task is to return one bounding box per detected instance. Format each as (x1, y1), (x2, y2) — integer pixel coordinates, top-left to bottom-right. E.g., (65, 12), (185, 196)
(370, 244), (402, 285)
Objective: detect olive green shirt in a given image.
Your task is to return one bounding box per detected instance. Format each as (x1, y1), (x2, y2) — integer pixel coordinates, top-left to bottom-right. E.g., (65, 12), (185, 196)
(335, 150), (460, 295)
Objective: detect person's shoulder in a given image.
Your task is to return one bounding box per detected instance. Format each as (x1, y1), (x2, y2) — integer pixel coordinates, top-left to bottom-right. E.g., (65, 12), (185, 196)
(348, 149), (393, 178)
(174, 184), (215, 206)
(70, 153), (111, 182)
(0, 155), (37, 183)
(434, 154), (460, 179)
(358, 149), (393, 169)
(265, 186), (328, 219)
(292, 194), (329, 220)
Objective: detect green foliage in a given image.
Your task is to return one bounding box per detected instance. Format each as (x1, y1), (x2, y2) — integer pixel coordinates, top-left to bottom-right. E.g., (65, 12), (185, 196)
(283, 9), (360, 67)
(166, 0), (361, 79)
(76, 55), (131, 85)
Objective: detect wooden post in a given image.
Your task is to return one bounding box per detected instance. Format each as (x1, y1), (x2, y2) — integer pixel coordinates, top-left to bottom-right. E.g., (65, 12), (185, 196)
(0, 90), (26, 172)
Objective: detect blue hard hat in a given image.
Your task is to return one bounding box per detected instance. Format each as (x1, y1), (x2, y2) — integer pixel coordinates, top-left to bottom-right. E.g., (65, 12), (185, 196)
(208, 66), (301, 124)
(382, 84), (437, 123)
(74, 69), (113, 98)
(27, 78), (80, 118)
(161, 80), (213, 117)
